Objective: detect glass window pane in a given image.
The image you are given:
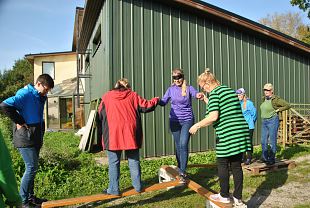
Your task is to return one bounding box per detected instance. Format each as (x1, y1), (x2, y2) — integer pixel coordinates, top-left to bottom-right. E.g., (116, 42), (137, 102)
(60, 98), (73, 129)
(47, 97), (59, 129)
(43, 62), (55, 79)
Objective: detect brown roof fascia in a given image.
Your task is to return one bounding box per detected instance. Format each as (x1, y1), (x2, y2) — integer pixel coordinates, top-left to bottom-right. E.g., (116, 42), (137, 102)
(25, 51), (76, 60)
(72, 7), (85, 51)
(173, 0), (310, 54)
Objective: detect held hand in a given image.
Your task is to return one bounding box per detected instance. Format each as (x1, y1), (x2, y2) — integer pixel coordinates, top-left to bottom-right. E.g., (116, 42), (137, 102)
(189, 124), (200, 135)
(196, 92), (204, 100)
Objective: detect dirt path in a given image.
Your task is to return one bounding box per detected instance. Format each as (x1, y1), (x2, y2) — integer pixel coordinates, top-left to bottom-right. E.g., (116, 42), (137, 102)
(246, 155), (310, 208)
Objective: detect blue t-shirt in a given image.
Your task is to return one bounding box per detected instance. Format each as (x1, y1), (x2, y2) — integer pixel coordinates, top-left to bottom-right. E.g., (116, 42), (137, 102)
(159, 85), (198, 121)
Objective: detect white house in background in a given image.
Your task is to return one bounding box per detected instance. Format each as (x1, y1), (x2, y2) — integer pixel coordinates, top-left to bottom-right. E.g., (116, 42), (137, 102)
(24, 7), (85, 130)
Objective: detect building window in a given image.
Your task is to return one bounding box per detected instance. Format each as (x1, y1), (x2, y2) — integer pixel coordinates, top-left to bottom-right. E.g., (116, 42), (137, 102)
(42, 62), (55, 79)
(92, 25), (101, 56)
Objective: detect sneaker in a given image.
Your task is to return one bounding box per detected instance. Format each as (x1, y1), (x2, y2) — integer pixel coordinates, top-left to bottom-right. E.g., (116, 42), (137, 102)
(29, 195), (47, 205)
(209, 193), (230, 204)
(179, 174), (186, 184)
(266, 160), (275, 165)
(244, 159), (251, 165)
(102, 189), (121, 196)
(233, 197), (247, 208)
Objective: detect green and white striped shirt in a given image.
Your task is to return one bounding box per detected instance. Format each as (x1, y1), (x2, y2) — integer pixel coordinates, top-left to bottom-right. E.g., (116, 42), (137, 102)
(207, 85), (251, 157)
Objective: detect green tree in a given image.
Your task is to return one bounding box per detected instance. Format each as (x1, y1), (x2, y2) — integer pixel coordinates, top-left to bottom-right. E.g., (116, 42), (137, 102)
(0, 59), (33, 102)
(290, 0), (310, 18)
(259, 12), (310, 44)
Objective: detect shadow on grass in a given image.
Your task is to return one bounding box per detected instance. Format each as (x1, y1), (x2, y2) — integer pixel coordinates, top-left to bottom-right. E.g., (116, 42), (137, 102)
(247, 144), (308, 208)
(246, 166), (288, 207)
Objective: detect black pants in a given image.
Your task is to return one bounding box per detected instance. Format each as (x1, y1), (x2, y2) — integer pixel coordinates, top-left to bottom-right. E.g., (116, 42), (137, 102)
(243, 129), (254, 160)
(217, 153), (243, 199)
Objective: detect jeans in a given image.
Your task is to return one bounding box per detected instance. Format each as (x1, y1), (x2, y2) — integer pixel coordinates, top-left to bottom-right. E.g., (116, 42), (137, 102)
(170, 119), (194, 174)
(107, 149), (141, 195)
(18, 147), (39, 203)
(261, 115), (279, 163)
(217, 153), (243, 199)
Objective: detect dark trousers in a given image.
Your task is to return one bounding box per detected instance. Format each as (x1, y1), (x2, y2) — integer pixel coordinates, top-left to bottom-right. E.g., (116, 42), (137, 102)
(243, 129), (254, 161)
(217, 153), (243, 199)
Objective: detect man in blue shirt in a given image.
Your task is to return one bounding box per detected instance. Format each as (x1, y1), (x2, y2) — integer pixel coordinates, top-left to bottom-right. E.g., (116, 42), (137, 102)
(0, 74), (54, 208)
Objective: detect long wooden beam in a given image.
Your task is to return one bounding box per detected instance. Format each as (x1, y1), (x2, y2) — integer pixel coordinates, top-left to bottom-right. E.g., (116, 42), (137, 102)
(43, 165), (232, 208)
(161, 165), (232, 208)
(42, 180), (180, 208)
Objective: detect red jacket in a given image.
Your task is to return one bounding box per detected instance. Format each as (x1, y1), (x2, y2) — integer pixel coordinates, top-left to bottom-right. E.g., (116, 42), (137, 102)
(98, 89), (159, 150)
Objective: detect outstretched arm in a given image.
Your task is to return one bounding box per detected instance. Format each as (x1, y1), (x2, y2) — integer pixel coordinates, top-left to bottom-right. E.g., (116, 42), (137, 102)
(189, 111), (218, 134)
(159, 88), (171, 106)
(138, 96), (160, 113)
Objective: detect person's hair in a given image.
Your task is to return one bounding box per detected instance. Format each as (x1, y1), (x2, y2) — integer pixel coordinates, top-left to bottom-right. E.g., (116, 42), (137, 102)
(172, 68), (187, 96)
(36, 74), (54, 89)
(197, 68), (220, 86)
(264, 83), (273, 91)
(114, 78), (131, 90)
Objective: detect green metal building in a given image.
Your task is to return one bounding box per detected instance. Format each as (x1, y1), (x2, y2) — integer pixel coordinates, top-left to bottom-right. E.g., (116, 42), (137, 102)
(77, 0), (310, 157)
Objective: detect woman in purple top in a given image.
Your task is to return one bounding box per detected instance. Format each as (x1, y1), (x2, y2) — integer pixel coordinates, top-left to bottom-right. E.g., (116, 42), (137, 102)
(159, 68), (203, 183)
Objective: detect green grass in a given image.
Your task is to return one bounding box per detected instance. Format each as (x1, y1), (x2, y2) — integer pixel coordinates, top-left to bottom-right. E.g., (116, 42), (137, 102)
(294, 204), (310, 208)
(1, 116), (310, 208)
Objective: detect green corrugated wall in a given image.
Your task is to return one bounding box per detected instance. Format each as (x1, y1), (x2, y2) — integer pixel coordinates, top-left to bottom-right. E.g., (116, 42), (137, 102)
(84, 0), (310, 157)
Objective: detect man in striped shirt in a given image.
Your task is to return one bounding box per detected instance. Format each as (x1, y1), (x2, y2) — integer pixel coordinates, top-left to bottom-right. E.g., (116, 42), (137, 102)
(189, 68), (250, 207)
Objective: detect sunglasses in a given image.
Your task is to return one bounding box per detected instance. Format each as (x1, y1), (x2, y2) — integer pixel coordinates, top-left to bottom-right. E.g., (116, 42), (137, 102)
(172, 75), (184, 80)
(263, 89), (271, 92)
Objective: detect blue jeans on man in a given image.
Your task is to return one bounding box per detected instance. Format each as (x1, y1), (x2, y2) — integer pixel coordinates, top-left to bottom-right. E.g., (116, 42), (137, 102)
(261, 115), (279, 164)
(18, 147), (39, 203)
(170, 119), (194, 174)
(107, 149), (141, 195)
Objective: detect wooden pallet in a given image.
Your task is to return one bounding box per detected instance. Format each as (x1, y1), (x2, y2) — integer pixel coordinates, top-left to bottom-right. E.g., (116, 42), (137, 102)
(243, 159), (296, 175)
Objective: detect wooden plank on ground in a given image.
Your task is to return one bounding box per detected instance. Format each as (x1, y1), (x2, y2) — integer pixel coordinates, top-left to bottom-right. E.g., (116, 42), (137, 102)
(78, 110), (96, 151)
(43, 165), (233, 208)
(161, 165), (232, 208)
(41, 180), (180, 208)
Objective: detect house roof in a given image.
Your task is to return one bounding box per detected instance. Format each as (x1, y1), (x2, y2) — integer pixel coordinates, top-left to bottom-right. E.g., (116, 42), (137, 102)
(78, 0), (309, 54)
(25, 51), (76, 64)
(25, 51), (76, 59)
(49, 77), (84, 97)
(175, 0), (310, 54)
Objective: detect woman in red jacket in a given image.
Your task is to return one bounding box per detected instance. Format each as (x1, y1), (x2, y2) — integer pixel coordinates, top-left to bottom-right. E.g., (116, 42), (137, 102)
(98, 78), (159, 195)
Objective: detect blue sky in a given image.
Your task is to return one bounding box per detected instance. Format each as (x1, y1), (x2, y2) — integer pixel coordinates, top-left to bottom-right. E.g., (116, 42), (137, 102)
(0, 0), (308, 72)
(0, 0), (84, 72)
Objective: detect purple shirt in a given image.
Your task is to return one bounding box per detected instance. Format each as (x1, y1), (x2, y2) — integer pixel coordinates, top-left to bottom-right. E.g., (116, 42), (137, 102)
(159, 85), (198, 121)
